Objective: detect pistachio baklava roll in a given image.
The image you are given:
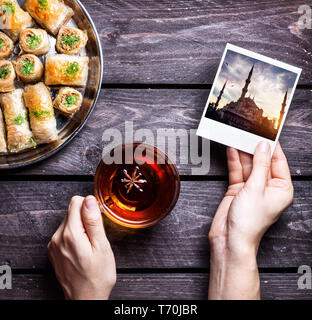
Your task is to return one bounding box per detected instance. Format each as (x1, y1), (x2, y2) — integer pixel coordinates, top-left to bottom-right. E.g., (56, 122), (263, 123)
(0, 89), (36, 153)
(0, 32), (14, 59)
(53, 87), (82, 116)
(45, 54), (89, 86)
(23, 82), (58, 144)
(0, 109), (7, 153)
(0, 0), (33, 42)
(19, 28), (50, 55)
(14, 54), (43, 83)
(24, 0), (74, 35)
(0, 60), (15, 92)
(56, 26), (88, 55)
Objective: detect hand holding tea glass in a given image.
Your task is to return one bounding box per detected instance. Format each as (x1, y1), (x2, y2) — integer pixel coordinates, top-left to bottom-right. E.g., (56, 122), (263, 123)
(208, 141), (294, 300)
(47, 195), (116, 300)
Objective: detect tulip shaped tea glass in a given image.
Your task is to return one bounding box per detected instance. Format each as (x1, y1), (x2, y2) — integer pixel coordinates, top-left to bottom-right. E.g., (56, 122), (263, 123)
(94, 143), (180, 228)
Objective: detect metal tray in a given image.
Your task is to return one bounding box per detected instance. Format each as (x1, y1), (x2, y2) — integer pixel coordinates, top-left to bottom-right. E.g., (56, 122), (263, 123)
(0, 0), (103, 169)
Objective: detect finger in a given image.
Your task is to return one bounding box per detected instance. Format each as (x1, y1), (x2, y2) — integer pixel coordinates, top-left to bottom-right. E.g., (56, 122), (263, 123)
(246, 141), (271, 191)
(48, 211), (68, 248)
(81, 195), (106, 247)
(226, 147), (243, 185)
(67, 196), (85, 232)
(47, 243), (54, 262)
(271, 142), (291, 182)
(267, 168), (272, 181)
(52, 216), (67, 242)
(238, 150), (253, 181)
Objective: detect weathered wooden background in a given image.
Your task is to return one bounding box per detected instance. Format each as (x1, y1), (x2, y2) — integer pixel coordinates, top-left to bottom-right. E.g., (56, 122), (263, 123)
(0, 0), (312, 299)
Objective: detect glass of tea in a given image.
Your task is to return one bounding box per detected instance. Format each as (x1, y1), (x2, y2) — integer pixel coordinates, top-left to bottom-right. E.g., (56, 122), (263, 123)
(94, 143), (180, 228)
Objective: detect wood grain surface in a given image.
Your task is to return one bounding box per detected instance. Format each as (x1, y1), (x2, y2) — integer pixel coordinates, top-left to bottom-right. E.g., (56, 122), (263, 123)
(6, 88), (312, 177)
(0, 273), (310, 300)
(0, 0), (311, 300)
(80, 0), (312, 84)
(0, 180), (311, 269)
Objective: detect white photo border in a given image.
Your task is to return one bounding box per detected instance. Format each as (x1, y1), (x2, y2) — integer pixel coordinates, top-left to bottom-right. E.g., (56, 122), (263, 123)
(196, 43), (302, 155)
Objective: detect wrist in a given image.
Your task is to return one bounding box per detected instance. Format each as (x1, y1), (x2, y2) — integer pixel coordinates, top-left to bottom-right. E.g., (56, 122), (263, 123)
(210, 240), (258, 274)
(209, 233), (258, 261)
(227, 234), (258, 262)
(209, 237), (260, 300)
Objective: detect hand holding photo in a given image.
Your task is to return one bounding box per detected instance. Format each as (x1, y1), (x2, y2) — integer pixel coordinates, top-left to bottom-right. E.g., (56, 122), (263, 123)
(197, 44), (302, 155)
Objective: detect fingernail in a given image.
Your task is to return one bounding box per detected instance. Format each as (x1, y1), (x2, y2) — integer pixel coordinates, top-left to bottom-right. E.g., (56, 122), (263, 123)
(85, 196), (97, 209)
(259, 141), (269, 153)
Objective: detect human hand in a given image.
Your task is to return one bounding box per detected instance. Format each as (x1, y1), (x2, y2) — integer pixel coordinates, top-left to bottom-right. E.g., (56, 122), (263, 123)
(209, 141), (293, 252)
(47, 195), (116, 300)
(208, 141), (293, 299)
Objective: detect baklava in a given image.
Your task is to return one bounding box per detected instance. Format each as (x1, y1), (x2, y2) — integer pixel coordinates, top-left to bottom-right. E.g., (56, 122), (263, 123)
(14, 54), (44, 83)
(24, 0), (74, 35)
(0, 0), (33, 42)
(53, 87), (83, 116)
(23, 82), (58, 144)
(45, 54), (89, 86)
(19, 28), (50, 55)
(0, 89), (36, 152)
(0, 60), (15, 92)
(56, 26), (88, 55)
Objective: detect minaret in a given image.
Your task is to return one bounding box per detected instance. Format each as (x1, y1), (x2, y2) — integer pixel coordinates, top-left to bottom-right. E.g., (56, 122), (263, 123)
(278, 90), (287, 129)
(239, 64), (254, 100)
(214, 80), (227, 109)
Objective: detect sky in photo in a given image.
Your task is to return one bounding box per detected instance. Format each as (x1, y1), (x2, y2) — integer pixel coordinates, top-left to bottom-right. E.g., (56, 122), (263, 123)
(211, 50), (298, 119)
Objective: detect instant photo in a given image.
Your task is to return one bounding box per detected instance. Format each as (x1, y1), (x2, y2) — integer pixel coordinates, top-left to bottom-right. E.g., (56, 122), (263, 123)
(197, 44), (302, 155)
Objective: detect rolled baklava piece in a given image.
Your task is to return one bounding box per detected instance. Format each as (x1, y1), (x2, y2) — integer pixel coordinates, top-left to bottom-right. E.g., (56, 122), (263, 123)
(56, 26), (88, 55)
(53, 87), (82, 116)
(0, 32), (14, 59)
(45, 54), (89, 86)
(14, 54), (43, 83)
(0, 89), (36, 153)
(23, 82), (58, 144)
(0, 0), (33, 42)
(19, 28), (50, 55)
(24, 0), (74, 35)
(0, 60), (15, 92)
(0, 109), (7, 154)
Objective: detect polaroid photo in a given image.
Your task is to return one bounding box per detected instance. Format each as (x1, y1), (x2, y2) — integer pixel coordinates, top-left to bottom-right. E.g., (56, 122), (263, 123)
(196, 43), (302, 155)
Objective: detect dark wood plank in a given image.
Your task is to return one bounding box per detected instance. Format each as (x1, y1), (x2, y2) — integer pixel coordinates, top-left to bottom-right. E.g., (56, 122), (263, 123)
(81, 0), (312, 84)
(0, 180), (311, 269)
(6, 88), (312, 176)
(1, 273), (311, 300)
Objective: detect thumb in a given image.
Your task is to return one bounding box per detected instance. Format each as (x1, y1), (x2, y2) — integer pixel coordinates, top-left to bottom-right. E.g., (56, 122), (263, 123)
(246, 141), (271, 191)
(81, 195), (106, 246)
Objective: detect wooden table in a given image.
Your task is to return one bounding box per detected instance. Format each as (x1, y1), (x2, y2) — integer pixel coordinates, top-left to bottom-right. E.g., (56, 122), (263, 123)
(1, 0), (312, 300)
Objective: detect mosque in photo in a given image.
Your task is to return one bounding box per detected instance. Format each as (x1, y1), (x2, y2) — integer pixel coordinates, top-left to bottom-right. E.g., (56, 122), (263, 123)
(205, 64), (287, 140)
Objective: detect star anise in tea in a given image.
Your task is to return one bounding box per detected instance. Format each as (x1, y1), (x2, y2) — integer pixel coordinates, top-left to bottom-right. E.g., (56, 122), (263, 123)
(121, 166), (147, 194)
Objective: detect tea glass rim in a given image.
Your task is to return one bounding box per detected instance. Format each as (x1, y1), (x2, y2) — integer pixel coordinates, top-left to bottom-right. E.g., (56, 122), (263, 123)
(94, 142), (181, 229)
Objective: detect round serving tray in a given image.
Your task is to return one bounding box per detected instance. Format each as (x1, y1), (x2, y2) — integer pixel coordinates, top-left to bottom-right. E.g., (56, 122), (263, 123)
(0, 0), (103, 169)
